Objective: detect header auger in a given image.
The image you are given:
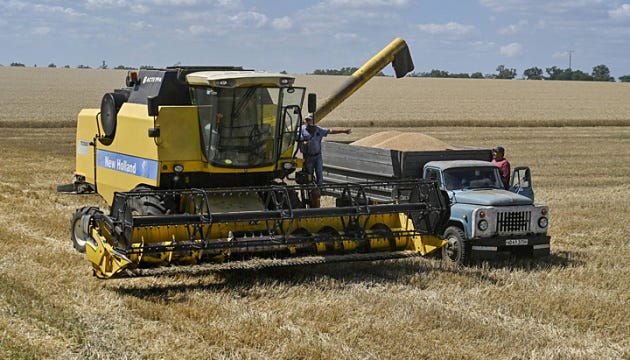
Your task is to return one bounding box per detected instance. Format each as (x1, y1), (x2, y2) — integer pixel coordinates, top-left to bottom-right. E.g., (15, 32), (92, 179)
(60, 38), (450, 278)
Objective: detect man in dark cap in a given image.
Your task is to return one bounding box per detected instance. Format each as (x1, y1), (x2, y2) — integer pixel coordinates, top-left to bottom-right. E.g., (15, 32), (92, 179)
(300, 113), (351, 186)
(492, 146), (511, 189)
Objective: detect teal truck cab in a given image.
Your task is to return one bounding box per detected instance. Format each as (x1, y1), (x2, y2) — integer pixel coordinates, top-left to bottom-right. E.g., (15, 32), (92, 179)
(321, 140), (551, 265)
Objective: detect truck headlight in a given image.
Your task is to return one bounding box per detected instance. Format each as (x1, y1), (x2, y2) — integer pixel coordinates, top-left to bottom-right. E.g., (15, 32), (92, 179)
(478, 219), (488, 231)
(173, 164), (184, 173)
(538, 217), (548, 228)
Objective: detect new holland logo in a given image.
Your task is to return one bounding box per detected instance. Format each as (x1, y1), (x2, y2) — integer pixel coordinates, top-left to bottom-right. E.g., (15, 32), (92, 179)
(96, 150), (158, 180)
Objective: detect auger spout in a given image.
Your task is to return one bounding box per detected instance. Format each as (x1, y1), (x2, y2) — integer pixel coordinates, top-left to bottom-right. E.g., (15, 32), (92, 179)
(313, 37), (414, 122)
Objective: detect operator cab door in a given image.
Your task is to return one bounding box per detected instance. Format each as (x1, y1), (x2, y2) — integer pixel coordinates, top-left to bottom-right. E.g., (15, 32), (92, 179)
(510, 166), (534, 201)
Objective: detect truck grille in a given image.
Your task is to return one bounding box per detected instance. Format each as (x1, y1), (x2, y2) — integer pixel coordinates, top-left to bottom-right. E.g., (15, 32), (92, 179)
(496, 210), (531, 234)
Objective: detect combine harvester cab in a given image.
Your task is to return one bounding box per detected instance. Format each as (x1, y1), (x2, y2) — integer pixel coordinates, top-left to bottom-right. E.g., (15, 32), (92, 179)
(61, 38), (449, 278)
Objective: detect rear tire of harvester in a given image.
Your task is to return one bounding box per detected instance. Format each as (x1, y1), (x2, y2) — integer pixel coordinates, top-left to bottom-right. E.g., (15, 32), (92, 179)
(70, 206), (102, 253)
(442, 226), (471, 266)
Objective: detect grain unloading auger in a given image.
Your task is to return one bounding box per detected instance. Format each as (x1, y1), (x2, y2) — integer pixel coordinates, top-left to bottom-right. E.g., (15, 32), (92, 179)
(61, 38), (449, 278)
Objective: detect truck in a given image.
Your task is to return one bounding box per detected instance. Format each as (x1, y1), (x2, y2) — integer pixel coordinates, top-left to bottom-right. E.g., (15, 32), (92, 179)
(321, 138), (551, 265)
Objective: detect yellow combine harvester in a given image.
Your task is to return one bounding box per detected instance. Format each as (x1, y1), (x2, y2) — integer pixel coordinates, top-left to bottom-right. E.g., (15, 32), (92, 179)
(60, 38), (450, 278)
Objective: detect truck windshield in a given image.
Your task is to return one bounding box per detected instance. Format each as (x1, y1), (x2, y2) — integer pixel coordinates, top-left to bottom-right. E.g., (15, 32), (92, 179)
(443, 167), (504, 190)
(191, 86), (304, 168)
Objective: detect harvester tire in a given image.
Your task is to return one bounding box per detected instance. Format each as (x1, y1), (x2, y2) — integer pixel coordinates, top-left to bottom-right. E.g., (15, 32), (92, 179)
(129, 186), (168, 216)
(442, 226), (471, 265)
(100, 92), (128, 140)
(71, 206), (102, 253)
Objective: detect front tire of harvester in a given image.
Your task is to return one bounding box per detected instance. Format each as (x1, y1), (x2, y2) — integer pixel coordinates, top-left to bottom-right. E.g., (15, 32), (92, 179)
(70, 207), (101, 253)
(129, 186), (168, 216)
(442, 226), (471, 266)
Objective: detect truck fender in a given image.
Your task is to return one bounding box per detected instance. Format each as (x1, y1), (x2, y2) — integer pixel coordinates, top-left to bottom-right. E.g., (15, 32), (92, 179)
(443, 219), (469, 239)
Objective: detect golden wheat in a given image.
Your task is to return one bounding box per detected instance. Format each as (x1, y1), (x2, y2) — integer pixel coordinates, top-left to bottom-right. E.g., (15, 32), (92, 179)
(0, 68), (628, 359)
(2, 68), (630, 128)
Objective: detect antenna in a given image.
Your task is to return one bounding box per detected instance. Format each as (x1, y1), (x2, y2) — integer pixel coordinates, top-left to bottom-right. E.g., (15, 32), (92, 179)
(569, 50), (574, 70)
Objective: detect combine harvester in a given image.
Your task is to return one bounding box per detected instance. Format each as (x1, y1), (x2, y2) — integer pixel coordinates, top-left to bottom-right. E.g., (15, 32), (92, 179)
(60, 38), (450, 278)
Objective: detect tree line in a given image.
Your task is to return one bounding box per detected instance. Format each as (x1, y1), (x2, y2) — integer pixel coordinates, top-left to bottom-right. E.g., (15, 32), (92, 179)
(311, 67), (385, 76)
(5, 62), (141, 70)
(408, 64), (629, 82)
(5, 61), (629, 82)
(310, 64), (629, 82)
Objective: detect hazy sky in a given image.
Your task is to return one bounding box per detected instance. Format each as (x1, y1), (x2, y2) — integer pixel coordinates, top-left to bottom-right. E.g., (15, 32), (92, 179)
(2, 0), (629, 78)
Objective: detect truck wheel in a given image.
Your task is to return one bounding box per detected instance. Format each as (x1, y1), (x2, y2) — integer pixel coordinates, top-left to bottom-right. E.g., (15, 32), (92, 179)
(70, 206), (102, 253)
(442, 226), (471, 265)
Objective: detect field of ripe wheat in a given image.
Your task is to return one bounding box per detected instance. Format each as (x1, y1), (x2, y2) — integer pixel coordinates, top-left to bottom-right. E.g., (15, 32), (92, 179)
(2, 67), (630, 128)
(0, 67), (628, 359)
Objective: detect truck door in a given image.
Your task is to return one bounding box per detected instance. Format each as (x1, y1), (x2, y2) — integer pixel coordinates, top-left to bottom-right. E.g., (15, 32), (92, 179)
(510, 166), (534, 201)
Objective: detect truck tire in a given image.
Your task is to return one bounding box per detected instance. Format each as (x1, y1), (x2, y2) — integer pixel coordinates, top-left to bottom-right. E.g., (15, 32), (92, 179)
(442, 226), (471, 265)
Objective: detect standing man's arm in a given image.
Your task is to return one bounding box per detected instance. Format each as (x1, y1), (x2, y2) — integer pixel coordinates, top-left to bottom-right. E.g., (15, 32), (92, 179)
(328, 128), (352, 135)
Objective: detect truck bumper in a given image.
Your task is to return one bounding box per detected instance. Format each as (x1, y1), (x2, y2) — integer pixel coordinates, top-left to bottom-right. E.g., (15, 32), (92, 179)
(470, 234), (551, 260)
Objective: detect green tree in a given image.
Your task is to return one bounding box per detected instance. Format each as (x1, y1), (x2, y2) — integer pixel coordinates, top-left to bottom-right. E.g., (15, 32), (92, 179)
(428, 69), (450, 78)
(545, 66), (571, 80)
(592, 64), (613, 82)
(471, 72), (484, 79)
(496, 65), (517, 79)
(619, 75), (630, 82)
(312, 67), (384, 76)
(545, 66), (595, 81)
(570, 70), (593, 81)
(523, 67), (543, 80)
(48, 63), (56, 68)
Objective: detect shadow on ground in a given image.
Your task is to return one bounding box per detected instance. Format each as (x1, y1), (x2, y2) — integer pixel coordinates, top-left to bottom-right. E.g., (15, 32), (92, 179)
(108, 250), (581, 301)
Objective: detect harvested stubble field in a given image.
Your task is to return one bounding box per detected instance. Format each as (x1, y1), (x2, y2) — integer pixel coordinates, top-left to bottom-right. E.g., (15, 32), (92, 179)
(0, 67), (628, 359)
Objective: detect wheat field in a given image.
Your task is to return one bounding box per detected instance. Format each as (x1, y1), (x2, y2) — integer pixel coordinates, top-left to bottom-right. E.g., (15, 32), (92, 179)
(0, 67), (628, 359)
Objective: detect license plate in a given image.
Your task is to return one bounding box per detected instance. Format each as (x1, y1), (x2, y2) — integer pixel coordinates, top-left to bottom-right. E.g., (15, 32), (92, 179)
(505, 238), (528, 246)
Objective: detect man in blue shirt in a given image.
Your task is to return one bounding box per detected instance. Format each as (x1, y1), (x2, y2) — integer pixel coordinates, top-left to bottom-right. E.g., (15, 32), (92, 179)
(300, 113), (351, 188)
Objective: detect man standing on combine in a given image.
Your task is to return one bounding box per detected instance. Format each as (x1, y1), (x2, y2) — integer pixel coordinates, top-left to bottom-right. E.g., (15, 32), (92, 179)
(492, 146), (511, 189)
(300, 113), (351, 189)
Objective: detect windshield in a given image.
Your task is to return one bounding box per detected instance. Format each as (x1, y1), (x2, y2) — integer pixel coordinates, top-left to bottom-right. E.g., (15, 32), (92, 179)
(443, 167), (504, 190)
(192, 86), (305, 168)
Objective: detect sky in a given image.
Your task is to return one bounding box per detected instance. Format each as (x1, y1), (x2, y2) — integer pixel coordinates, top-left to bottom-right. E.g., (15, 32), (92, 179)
(1, 0), (630, 78)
